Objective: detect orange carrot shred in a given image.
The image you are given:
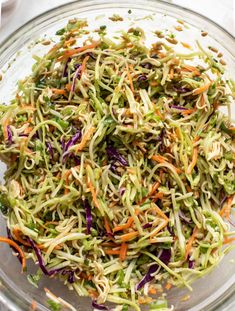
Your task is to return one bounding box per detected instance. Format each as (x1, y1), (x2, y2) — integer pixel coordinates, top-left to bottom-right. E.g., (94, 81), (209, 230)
(126, 63), (134, 93)
(119, 243), (128, 261)
(223, 237), (235, 244)
(187, 147), (198, 174)
(151, 155), (181, 174)
(76, 127), (95, 152)
(220, 196), (234, 219)
(57, 41), (99, 62)
(185, 227), (198, 260)
(165, 283), (172, 290)
(193, 82), (211, 95)
(0, 236), (26, 271)
(104, 217), (112, 234)
(104, 249), (120, 255)
(80, 55), (90, 78)
(119, 231), (139, 242)
(51, 88), (66, 95)
(87, 180), (100, 209)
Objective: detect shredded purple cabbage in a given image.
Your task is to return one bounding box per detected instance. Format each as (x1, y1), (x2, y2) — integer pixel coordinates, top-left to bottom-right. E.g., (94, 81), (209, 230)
(142, 223), (152, 229)
(136, 249), (171, 290)
(171, 105), (188, 111)
(7, 125), (13, 144)
(141, 62), (152, 69)
(62, 130), (82, 162)
(71, 64), (82, 92)
(62, 57), (71, 77)
(46, 142), (54, 160)
(159, 249), (171, 265)
(137, 74), (148, 88)
(87, 52), (96, 60)
(107, 146), (128, 167)
(92, 301), (109, 310)
(136, 264), (158, 290)
(84, 200), (92, 234)
(173, 86), (191, 93)
(188, 260), (195, 269)
(220, 195), (227, 208)
(61, 269), (75, 283)
(28, 238), (76, 283)
(119, 187), (126, 196)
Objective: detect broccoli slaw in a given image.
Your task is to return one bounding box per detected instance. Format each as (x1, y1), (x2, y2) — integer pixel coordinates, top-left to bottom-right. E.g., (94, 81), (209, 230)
(0, 18), (235, 311)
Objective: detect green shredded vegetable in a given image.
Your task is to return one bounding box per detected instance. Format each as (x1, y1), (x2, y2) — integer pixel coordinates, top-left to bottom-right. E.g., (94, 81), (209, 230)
(0, 17), (235, 311)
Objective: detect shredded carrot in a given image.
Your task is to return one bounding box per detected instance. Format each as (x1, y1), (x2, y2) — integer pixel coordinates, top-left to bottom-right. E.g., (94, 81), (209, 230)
(104, 249), (120, 255)
(169, 67), (174, 80)
(181, 42), (191, 49)
(175, 26), (183, 31)
(2, 119), (9, 141)
(148, 287), (157, 295)
(87, 180), (100, 209)
(165, 283), (172, 290)
(223, 237), (235, 244)
(126, 63), (134, 93)
(80, 55), (90, 78)
(150, 80), (158, 87)
(151, 155), (181, 174)
(187, 147), (198, 174)
(0, 237), (26, 271)
(51, 88), (66, 95)
(150, 220), (169, 239)
(101, 242), (118, 247)
(24, 126), (33, 135)
(219, 196), (234, 219)
(152, 204), (169, 221)
(13, 228), (44, 249)
(57, 41), (99, 61)
(119, 231), (139, 242)
(76, 127), (95, 152)
(64, 38), (76, 47)
(119, 243), (128, 261)
(30, 300), (37, 311)
(138, 181), (160, 205)
(185, 227), (198, 260)
(193, 82), (211, 95)
(65, 83), (72, 92)
(113, 217), (134, 232)
(152, 191), (164, 202)
(104, 217), (112, 235)
(113, 209), (140, 232)
(181, 108), (196, 115)
(64, 170), (71, 194)
(155, 109), (164, 120)
(182, 65), (200, 76)
(88, 289), (99, 299)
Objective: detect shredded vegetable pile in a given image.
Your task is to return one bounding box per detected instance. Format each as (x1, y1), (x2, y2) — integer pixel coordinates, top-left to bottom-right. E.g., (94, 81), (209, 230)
(0, 18), (235, 311)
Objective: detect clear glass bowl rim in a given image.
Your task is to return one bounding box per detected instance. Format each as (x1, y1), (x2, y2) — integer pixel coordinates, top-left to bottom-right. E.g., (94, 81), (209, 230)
(0, 0), (235, 310)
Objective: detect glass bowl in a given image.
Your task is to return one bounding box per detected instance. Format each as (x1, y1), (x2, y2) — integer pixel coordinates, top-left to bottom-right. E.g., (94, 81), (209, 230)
(0, 1), (235, 310)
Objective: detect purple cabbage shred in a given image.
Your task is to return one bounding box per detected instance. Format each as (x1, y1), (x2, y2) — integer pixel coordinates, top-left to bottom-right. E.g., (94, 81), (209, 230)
(188, 260), (195, 269)
(107, 146), (128, 167)
(136, 264), (158, 290)
(71, 64), (82, 92)
(46, 142), (54, 160)
(92, 301), (109, 310)
(7, 125), (13, 144)
(84, 200), (92, 234)
(142, 223), (152, 229)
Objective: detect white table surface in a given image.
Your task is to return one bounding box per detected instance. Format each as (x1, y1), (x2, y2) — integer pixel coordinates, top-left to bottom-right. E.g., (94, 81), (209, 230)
(0, 0), (234, 43)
